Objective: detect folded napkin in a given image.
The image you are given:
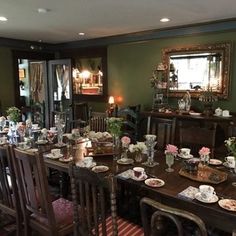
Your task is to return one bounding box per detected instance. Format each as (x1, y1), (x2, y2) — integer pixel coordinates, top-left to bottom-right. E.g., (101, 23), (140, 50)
(177, 186), (199, 200)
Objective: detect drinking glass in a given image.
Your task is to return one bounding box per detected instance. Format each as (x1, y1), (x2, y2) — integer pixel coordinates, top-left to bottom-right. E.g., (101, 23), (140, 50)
(0, 119), (6, 131)
(112, 135), (120, 161)
(143, 135), (158, 167)
(165, 154), (174, 172)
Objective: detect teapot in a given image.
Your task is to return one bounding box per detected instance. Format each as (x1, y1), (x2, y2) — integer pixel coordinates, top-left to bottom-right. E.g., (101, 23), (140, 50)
(215, 107), (222, 116)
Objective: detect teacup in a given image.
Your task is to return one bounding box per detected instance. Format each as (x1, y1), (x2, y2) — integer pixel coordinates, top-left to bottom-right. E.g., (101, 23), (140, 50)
(18, 142), (28, 149)
(83, 156), (93, 168)
(225, 156), (235, 168)
(222, 110), (230, 117)
(199, 185), (216, 200)
(0, 136), (8, 144)
(180, 148), (191, 157)
(32, 124), (39, 129)
(51, 148), (61, 157)
(184, 158), (200, 172)
(133, 167), (145, 179)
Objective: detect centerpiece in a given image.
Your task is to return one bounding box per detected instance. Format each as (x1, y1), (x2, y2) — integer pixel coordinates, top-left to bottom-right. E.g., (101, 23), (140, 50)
(129, 142), (147, 162)
(225, 137), (236, 158)
(6, 106), (21, 123)
(165, 144), (178, 172)
(199, 147), (210, 165)
(107, 117), (123, 160)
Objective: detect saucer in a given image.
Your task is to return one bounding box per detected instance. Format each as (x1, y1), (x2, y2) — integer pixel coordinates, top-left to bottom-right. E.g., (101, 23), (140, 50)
(189, 112), (201, 116)
(209, 159), (222, 166)
(36, 140), (48, 145)
(178, 154), (193, 159)
(92, 165), (109, 173)
(145, 178), (165, 187)
(17, 146), (31, 151)
(117, 158), (134, 165)
(223, 162), (234, 169)
(76, 162), (96, 168)
(44, 153), (63, 159)
(195, 192), (219, 203)
(59, 157), (73, 162)
(131, 172), (148, 181)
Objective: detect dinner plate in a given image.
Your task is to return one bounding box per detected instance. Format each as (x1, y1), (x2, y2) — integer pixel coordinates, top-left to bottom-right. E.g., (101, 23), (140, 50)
(76, 162), (96, 168)
(117, 158), (134, 165)
(178, 154), (193, 159)
(218, 199), (236, 211)
(59, 157), (73, 162)
(195, 192), (219, 203)
(92, 165), (109, 173)
(189, 112), (201, 116)
(209, 159), (222, 166)
(145, 178), (165, 187)
(131, 173), (148, 182)
(44, 153), (63, 159)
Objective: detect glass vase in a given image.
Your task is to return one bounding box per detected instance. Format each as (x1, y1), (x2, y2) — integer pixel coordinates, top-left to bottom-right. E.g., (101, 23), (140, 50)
(112, 135), (120, 161)
(165, 154), (174, 172)
(200, 154), (210, 166)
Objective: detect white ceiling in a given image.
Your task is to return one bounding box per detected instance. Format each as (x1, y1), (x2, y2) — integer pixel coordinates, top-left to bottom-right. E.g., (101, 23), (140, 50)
(0, 0), (236, 44)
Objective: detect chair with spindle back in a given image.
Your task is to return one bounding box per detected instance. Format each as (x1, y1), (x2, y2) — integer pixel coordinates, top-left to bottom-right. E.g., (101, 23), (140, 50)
(0, 145), (22, 236)
(179, 121), (217, 158)
(73, 102), (90, 123)
(11, 147), (73, 236)
(140, 197), (208, 236)
(89, 112), (107, 132)
(146, 116), (176, 150)
(69, 163), (144, 236)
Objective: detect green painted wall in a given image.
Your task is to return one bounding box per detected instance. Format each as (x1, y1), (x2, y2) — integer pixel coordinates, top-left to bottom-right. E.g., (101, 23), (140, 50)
(107, 31), (236, 112)
(0, 47), (14, 114)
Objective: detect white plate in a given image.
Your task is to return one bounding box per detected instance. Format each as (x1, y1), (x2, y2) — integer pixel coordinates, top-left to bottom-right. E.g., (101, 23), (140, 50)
(195, 192), (219, 203)
(92, 165), (109, 173)
(145, 178), (165, 187)
(189, 112), (201, 116)
(218, 199), (236, 211)
(131, 173), (148, 182)
(213, 114), (232, 118)
(36, 140), (48, 145)
(222, 162), (234, 169)
(17, 146), (31, 151)
(209, 159), (222, 166)
(117, 158), (134, 165)
(27, 148), (39, 153)
(76, 162), (96, 168)
(59, 157), (73, 162)
(178, 154), (193, 159)
(44, 153), (63, 159)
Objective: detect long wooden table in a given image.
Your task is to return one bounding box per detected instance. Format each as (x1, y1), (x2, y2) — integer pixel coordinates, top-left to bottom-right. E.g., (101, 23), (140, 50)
(44, 152), (236, 233)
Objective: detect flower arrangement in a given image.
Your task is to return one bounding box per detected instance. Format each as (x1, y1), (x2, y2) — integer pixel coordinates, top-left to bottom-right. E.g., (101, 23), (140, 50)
(199, 147), (210, 156)
(164, 144), (178, 156)
(129, 142), (147, 154)
(107, 117), (123, 137)
(225, 137), (236, 157)
(121, 136), (131, 147)
(6, 106), (21, 123)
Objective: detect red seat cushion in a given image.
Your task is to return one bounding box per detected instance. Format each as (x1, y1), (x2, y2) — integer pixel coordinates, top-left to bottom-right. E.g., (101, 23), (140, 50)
(31, 198), (73, 228)
(98, 216), (144, 236)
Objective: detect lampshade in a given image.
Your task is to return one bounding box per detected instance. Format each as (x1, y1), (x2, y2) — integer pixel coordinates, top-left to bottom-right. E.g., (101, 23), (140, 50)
(108, 96), (115, 104)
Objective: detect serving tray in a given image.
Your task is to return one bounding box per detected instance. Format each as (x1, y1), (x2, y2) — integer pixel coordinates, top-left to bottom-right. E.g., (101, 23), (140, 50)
(179, 164), (228, 184)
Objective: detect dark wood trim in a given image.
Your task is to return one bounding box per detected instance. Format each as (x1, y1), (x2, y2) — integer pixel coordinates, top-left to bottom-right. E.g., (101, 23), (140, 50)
(53, 18), (236, 49)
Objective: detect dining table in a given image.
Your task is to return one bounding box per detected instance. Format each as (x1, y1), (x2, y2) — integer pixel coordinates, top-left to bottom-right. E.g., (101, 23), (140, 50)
(43, 150), (236, 234)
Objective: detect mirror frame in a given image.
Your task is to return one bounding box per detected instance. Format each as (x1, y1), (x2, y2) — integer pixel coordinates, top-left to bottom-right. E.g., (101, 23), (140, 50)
(162, 42), (232, 99)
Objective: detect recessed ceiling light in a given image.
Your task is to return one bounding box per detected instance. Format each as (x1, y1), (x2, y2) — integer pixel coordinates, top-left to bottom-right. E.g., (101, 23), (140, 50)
(78, 32), (85, 36)
(160, 18), (170, 23)
(0, 16), (8, 22)
(37, 8), (50, 13)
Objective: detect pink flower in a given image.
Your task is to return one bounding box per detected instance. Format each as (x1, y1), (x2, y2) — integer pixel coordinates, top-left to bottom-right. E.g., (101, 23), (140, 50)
(199, 147), (210, 156)
(121, 136), (131, 145)
(165, 144), (178, 155)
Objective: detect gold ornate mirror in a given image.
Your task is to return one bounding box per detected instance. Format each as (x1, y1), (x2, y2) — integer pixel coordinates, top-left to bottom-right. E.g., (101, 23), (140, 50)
(162, 42), (232, 99)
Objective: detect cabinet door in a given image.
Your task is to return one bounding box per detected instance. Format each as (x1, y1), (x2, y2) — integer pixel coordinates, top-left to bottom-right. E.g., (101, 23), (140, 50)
(48, 59), (72, 126)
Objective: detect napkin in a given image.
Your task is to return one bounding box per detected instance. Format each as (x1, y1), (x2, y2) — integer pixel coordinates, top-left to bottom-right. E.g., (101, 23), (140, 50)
(177, 186), (199, 200)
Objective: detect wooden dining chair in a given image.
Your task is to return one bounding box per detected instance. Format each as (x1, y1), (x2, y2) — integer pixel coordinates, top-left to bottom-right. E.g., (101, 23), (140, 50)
(0, 145), (22, 236)
(89, 114), (107, 132)
(69, 164), (144, 236)
(146, 116), (176, 150)
(73, 102), (90, 123)
(140, 197), (207, 236)
(179, 121), (217, 158)
(11, 147), (74, 236)
(117, 107), (140, 143)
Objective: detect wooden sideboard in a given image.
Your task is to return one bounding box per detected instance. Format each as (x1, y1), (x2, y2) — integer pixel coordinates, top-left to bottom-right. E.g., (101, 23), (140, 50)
(139, 111), (235, 157)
